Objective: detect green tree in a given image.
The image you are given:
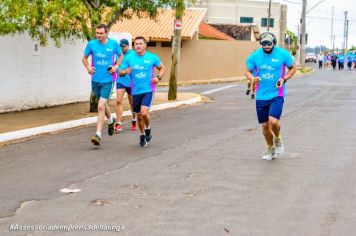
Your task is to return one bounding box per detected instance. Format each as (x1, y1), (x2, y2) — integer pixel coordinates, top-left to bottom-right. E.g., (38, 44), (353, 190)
(285, 30), (298, 56)
(0, 0), (171, 111)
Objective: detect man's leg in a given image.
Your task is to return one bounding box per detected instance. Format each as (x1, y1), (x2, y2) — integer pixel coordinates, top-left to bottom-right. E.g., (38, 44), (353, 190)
(127, 93), (138, 130)
(114, 89), (125, 132)
(140, 107), (150, 130)
(262, 121), (274, 147)
(90, 98), (107, 145)
(251, 82), (255, 99)
(269, 97), (285, 154)
(269, 116), (281, 138)
(140, 92), (154, 143)
(97, 98), (108, 135)
(246, 81), (251, 95)
(133, 94), (147, 147)
(257, 100), (275, 160)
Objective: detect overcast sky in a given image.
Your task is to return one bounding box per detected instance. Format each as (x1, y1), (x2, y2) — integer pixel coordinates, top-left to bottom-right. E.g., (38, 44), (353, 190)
(276, 0), (356, 48)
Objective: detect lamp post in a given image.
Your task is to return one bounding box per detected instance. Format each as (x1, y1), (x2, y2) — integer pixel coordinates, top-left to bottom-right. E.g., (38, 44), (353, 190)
(300, 0), (306, 69)
(267, 0), (272, 31)
(300, 0), (325, 69)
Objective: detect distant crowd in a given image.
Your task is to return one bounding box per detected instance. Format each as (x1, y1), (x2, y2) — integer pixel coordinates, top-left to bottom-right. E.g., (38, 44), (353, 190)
(318, 51), (356, 71)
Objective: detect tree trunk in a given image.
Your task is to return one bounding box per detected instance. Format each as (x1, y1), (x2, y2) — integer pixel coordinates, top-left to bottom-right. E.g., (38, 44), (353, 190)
(168, 1), (184, 101)
(89, 90), (98, 112)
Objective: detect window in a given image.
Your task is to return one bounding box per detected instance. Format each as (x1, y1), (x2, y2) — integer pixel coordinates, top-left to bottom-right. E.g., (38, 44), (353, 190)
(240, 17), (253, 23)
(261, 18), (274, 28)
(161, 41), (172, 47)
(147, 41), (157, 47)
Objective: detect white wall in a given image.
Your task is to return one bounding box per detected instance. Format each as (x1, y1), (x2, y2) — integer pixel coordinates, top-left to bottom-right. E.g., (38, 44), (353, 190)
(0, 34), (91, 113)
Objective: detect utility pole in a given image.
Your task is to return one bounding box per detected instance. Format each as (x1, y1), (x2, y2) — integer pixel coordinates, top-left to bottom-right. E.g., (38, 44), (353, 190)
(267, 0), (272, 31)
(168, 0), (184, 100)
(300, 0), (306, 70)
(346, 19), (349, 51)
(343, 11), (348, 51)
(330, 6), (334, 50)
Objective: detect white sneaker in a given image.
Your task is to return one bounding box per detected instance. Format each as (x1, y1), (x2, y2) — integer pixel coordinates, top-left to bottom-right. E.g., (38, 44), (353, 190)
(274, 136), (284, 155)
(262, 146), (276, 160)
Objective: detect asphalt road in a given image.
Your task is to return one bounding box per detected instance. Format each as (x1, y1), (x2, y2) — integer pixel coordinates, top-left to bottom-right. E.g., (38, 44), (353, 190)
(1, 64), (356, 236)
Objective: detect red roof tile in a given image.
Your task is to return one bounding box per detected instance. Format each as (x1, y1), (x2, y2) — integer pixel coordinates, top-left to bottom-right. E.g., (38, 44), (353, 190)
(199, 22), (235, 41)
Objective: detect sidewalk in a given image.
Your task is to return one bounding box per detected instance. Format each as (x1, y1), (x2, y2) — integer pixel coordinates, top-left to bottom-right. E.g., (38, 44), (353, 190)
(0, 92), (201, 144)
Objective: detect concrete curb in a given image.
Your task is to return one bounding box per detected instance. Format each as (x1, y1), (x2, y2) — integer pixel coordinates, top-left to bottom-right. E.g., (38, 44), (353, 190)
(159, 76), (246, 86)
(0, 95), (202, 143)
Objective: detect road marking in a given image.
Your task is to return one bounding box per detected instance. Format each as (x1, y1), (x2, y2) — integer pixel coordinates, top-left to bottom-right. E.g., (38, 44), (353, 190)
(201, 85), (237, 95)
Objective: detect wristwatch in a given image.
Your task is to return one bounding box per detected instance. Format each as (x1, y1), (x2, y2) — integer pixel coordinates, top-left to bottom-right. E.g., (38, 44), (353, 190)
(157, 75), (162, 81)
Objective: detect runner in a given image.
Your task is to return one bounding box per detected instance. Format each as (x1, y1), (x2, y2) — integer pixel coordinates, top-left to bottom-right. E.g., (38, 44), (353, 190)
(82, 24), (123, 146)
(121, 36), (165, 147)
(318, 53), (323, 69)
(115, 38), (137, 133)
(245, 32), (297, 160)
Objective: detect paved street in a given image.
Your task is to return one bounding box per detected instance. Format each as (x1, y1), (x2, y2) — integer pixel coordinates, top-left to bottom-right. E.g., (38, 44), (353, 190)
(1, 66), (356, 236)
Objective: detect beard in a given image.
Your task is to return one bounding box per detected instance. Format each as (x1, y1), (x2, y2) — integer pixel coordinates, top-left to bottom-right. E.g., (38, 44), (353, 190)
(263, 46), (274, 54)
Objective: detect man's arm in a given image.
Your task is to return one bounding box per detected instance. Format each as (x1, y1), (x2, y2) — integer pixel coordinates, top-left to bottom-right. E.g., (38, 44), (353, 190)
(82, 55), (94, 74)
(152, 64), (165, 85)
(109, 53), (123, 74)
(245, 68), (254, 82)
(283, 63), (297, 81)
(245, 68), (260, 84)
(276, 63), (297, 88)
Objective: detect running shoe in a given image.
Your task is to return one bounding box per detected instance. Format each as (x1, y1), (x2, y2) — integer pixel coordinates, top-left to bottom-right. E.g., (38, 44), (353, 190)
(108, 118), (116, 136)
(140, 134), (147, 147)
(274, 136), (285, 155)
(262, 146), (276, 160)
(114, 123), (123, 133)
(131, 120), (138, 131)
(91, 135), (101, 146)
(145, 128), (152, 143)
(246, 89), (251, 95)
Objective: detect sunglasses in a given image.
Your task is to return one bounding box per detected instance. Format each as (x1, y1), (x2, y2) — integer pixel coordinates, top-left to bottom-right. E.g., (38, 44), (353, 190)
(261, 41), (273, 46)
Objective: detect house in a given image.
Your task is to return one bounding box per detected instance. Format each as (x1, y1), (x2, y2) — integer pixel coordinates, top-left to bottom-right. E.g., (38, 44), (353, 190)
(191, 0), (287, 47)
(110, 8), (259, 82)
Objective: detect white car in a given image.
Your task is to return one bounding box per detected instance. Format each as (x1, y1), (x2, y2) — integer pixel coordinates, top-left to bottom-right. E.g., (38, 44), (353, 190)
(305, 53), (317, 63)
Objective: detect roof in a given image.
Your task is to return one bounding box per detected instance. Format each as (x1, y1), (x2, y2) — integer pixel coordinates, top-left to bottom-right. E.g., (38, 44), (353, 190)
(199, 22), (235, 41)
(209, 24), (255, 41)
(110, 8), (207, 42)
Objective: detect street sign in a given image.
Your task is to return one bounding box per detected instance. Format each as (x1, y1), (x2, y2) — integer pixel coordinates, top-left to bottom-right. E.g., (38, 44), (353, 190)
(174, 19), (182, 30)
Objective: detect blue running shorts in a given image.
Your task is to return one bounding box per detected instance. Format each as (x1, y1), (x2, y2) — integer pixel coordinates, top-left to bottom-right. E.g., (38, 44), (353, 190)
(92, 81), (114, 100)
(116, 82), (132, 95)
(133, 92), (154, 113)
(256, 96), (284, 123)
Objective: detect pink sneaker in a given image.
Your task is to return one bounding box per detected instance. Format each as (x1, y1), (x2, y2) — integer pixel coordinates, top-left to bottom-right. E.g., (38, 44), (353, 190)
(114, 124), (123, 133)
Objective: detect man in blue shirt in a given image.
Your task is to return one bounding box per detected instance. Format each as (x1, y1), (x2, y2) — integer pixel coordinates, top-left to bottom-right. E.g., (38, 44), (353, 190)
(82, 24), (123, 146)
(337, 53), (345, 70)
(121, 36), (165, 147)
(245, 32), (296, 160)
(115, 38), (137, 133)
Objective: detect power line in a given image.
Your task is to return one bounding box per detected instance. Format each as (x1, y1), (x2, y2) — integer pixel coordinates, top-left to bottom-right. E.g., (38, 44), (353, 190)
(281, 0), (302, 4)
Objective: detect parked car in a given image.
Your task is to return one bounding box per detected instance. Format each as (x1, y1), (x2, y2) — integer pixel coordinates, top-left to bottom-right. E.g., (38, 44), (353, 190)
(305, 53), (317, 63)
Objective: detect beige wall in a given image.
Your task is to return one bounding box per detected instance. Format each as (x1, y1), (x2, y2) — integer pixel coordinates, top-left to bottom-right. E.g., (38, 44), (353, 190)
(148, 38), (259, 82)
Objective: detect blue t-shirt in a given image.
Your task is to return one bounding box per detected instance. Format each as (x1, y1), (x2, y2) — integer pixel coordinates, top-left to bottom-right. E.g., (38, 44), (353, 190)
(338, 55), (345, 63)
(246, 47), (294, 100)
(123, 52), (161, 95)
(83, 38), (122, 83)
(117, 49), (135, 87)
(352, 54), (356, 63)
